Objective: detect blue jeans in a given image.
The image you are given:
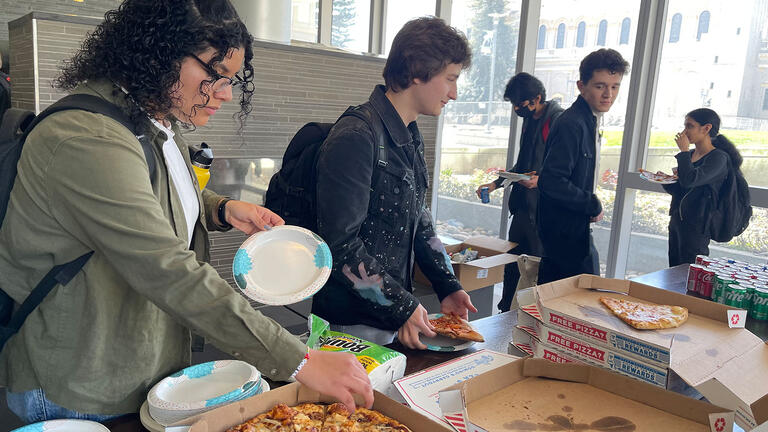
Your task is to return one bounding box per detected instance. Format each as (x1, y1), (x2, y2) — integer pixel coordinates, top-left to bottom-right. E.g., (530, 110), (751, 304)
(6, 388), (122, 424)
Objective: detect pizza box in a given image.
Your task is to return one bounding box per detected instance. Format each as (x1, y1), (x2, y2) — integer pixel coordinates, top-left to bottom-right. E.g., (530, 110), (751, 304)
(438, 357), (735, 432)
(524, 274), (768, 430)
(514, 316), (700, 395)
(511, 327), (582, 364)
(413, 235), (517, 291)
(172, 381), (452, 431)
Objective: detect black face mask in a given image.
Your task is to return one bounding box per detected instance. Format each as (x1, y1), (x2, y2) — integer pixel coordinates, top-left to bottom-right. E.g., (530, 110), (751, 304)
(515, 104), (536, 119)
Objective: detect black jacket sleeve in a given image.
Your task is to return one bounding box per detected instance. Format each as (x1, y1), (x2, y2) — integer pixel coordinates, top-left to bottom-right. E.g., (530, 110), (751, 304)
(315, 120), (418, 327)
(675, 150), (729, 189)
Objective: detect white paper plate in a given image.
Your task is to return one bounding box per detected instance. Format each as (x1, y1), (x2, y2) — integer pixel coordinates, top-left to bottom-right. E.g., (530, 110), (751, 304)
(11, 420), (109, 432)
(419, 313), (477, 352)
(232, 225), (332, 305)
(639, 170), (677, 184)
(140, 379), (269, 430)
(498, 171), (531, 182)
(147, 360), (261, 411)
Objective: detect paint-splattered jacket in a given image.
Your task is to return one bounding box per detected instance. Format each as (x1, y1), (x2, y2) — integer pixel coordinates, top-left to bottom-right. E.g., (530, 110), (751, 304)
(312, 85), (462, 330)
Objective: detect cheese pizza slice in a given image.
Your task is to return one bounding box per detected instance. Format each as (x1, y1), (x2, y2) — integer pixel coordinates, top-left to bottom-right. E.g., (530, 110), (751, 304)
(600, 296), (688, 330)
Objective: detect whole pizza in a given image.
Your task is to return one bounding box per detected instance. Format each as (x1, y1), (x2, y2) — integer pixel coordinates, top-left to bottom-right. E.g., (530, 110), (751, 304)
(225, 402), (412, 432)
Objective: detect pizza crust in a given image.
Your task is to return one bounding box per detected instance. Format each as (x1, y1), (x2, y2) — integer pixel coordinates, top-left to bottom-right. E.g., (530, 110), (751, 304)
(600, 296), (688, 330)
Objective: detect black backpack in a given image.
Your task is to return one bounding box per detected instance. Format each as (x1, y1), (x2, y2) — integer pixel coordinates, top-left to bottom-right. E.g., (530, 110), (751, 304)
(0, 94), (156, 350)
(264, 104), (387, 232)
(708, 157), (752, 243)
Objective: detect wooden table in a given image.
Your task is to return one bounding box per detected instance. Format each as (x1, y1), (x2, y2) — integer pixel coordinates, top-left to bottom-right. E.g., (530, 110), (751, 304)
(104, 264), (767, 431)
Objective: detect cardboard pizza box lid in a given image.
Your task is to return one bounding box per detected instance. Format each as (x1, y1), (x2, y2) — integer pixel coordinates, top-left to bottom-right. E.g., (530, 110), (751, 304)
(438, 357), (734, 432)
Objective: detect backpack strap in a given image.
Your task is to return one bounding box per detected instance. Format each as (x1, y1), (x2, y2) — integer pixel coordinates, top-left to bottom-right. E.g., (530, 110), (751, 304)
(25, 94), (156, 179)
(0, 252), (94, 350)
(339, 104), (389, 179)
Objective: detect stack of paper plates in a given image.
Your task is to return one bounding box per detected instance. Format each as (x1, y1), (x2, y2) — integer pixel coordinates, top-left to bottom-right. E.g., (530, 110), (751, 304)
(11, 420), (109, 432)
(146, 360), (268, 426)
(233, 225), (332, 305)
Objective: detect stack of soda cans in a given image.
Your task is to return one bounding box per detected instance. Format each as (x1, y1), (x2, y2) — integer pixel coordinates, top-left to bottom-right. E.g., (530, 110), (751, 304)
(687, 255), (768, 321)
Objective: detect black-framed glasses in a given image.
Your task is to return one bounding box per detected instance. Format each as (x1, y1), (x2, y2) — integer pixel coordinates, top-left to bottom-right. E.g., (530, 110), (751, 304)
(189, 53), (252, 92)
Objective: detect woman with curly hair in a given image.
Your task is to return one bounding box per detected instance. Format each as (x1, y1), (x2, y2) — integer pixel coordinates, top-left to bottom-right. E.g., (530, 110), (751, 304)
(0, 0), (372, 424)
(662, 108), (743, 266)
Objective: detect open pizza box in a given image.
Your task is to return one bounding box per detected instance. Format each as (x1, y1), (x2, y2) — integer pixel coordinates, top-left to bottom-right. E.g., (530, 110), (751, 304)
(171, 381), (453, 431)
(438, 357), (735, 432)
(518, 274), (768, 430)
(413, 235), (517, 291)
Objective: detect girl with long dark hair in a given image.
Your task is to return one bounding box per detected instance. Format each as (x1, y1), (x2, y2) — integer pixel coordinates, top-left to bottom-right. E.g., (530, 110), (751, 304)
(0, 0), (371, 423)
(662, 108), (742, 266)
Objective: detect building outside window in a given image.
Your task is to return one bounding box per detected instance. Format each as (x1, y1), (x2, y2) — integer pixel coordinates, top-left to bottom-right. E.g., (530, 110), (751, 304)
(291, 0), (319, 42)
(538, 24), (547, 49)
(627, 0), (768, 276)
(535, 0), (640, 276)
(331, 0), (370, 52)
(383, 0), (437, 54)
(434, 0), (522, 241)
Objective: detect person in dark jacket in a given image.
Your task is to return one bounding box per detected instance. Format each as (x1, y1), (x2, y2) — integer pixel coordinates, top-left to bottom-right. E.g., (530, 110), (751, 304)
(476, 73), (563, 312)
(537, 49), (629, 283)
(662, 108), (739, 266)
(313, 17), (476, 349)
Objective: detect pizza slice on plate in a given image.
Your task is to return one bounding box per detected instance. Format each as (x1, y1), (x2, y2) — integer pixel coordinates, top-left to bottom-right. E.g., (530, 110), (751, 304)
(600, 296), (688, 330)
(429, 313), (485, 342)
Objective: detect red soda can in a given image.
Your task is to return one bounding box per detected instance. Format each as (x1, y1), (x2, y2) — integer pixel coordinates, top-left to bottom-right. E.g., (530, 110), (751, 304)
(695, 255), (708, 265)
(701, 258), (713, 267)
(699, 268), (715, 298)
(687, 264), (704, 293)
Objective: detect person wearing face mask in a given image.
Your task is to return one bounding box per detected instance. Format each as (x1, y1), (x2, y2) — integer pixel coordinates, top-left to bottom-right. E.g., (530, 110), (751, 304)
(0, 0), (372, 424)
(476, 73), (562, 312)
(537, 49), (629, 284)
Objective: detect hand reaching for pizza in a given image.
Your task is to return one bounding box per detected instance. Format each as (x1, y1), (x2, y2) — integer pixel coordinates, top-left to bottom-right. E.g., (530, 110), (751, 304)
(397, 304), (436, 350)
(440, 290), (477, 320)
(294, 349), (374, 412)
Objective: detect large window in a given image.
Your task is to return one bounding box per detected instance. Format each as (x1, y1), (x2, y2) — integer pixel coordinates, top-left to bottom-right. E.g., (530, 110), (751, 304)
(383, 1), (437, 55)
(536, 0), (641, 276)
(331, 0), (370, 52)
(291, 0), (319, 42)
(434, 0), (522, 240)
(629, 0), (768, 276)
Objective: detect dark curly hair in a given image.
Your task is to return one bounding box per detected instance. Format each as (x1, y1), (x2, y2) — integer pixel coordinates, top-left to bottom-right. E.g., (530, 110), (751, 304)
(383, 17), (471, 92)
(579, 48), (629, 84)
(504, 72), (546, 105)
(55, 0), (254, 130)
